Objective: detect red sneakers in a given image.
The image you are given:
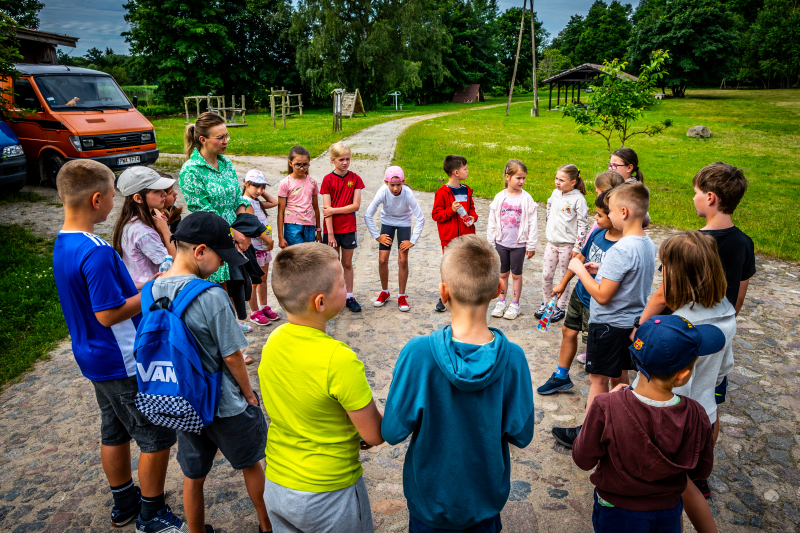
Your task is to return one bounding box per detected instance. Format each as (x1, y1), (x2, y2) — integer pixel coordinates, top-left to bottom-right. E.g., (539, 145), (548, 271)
(260, 305), (280, 321)
(398, 295), (410, 312)
(374, 291), (390, 307)
(248, 309), (270, 326)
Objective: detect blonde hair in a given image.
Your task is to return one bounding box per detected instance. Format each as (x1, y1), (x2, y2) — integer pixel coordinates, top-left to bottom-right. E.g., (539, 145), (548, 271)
(660, 232), (727, 310)
(271, 243), (340, 314)
(594, 170), (624, 193)
(56, 159), (114, 207)
(503, 159), (527, 189)
(441, 235), (500, 306)
(287, 145), (311, 174)
(184, 112), (225, 159)
(557, 164), (587, 195)
(329, 142), (351, 160)
(606, 181), (650, 218)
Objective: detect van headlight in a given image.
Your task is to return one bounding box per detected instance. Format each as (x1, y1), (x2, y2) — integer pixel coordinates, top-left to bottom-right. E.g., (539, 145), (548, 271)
(2, 144), (23, 158)
(141, 131), (153, 142)
(69, 136), (82, 151)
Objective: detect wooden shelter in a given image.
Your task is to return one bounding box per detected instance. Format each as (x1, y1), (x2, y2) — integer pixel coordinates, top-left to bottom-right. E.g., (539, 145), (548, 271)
(15, 28), (78, 65)
(542, 63), (638, 110)
(452, 84), (484, 103)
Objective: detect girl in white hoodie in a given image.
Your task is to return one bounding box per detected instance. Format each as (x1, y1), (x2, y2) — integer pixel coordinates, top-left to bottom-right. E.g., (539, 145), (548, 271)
(536, 164), (589, 322)
(487, 160), (538, 320)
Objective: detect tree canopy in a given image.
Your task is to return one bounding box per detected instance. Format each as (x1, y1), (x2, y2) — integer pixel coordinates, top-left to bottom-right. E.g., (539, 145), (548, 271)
(0, 0), (43, 30)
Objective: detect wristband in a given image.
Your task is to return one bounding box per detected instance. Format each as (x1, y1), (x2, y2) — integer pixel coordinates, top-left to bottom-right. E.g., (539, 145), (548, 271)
(316, 228), (323, 232)
(633, 316), (641, 329)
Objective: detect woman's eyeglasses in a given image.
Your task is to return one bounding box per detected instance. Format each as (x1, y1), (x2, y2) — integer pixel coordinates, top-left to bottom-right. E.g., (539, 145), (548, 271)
(205, 133), (231, 142)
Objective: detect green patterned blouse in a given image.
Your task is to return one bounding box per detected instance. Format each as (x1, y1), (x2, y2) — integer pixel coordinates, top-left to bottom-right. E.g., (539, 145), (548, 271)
(179, 148), (250, 283)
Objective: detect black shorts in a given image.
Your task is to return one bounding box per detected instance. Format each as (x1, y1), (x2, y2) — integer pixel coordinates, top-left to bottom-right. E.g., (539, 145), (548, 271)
(495, 244), (526, 275)
(715, 376), (728, 405)
(378, 224), (412, 251)
(586, 323), (634, 378)
(177, 403), (268, 479)
(322, 232), (358, 249)
(92, 376), (177, 453)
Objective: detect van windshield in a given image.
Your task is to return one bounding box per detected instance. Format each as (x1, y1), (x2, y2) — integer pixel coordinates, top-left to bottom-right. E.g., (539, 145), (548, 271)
(33, 75), (132, 110)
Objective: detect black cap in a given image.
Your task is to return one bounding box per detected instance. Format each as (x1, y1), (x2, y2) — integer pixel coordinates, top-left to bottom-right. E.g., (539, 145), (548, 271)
(172, 212), (248, 267)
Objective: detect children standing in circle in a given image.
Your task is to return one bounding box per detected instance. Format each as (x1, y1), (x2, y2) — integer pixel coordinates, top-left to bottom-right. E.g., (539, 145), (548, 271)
(321, 142), (366, 313)
(536, 164), (589, 322)
(242, 169), (280, 326)
(112, 166), (178, 289)
(608, 147), (650, 227)
(364, 165), (426, 312)
(487, 160), (538, 320)
(277, 145), (321, 248)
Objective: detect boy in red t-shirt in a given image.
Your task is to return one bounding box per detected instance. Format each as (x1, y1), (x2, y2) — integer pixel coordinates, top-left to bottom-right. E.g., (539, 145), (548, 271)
(321, 142), (366, 312)
(431, 154), (478, 312)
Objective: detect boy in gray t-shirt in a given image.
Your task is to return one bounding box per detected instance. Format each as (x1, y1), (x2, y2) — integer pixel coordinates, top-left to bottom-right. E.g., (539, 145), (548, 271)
(552, 182), (656, 449)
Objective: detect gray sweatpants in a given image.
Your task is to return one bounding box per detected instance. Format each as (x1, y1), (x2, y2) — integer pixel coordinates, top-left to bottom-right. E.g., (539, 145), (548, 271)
(263, 476), (374, 533)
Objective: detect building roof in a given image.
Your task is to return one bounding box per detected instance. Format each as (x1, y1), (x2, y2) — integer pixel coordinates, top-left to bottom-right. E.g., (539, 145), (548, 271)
(542, 63), (637, 85)
(14, 64), (110, 76)
(15, 28), (79, 48)
(452, 84), (484, 103)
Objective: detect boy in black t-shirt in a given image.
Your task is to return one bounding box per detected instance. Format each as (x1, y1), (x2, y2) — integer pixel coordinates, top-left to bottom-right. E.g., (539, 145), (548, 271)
(637, 161), (755, 499)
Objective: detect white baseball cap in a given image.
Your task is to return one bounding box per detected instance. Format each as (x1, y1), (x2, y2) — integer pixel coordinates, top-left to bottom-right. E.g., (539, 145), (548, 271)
(117, 166), (175, 196)
(245, 169), (268, 185)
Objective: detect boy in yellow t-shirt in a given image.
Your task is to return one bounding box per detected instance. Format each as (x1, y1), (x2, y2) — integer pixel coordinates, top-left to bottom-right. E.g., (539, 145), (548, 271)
(258, 243), (384, 533)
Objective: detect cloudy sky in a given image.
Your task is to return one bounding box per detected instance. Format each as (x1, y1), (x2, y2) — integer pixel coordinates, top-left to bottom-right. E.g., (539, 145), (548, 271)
(40, 0), (596, 57)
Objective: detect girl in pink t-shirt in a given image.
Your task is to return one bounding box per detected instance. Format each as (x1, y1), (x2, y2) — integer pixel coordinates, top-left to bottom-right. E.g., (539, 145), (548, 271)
(277, 145), (321, 248)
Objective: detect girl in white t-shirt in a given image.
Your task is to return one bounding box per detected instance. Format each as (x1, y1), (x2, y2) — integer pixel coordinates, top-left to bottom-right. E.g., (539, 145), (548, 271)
(242, 169), (279, 326)
(486, 160), (538, 320)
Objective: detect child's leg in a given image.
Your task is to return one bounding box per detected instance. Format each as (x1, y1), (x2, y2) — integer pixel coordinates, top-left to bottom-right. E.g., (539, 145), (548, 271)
(587, 373), (610, 412)
(398, 248), (409, 294)
(510, 273), (523, 304)
(242, 462), (272, 533)
(558, 327), (580, 369)
(555, 244), (573, 309)
(541, 242), (559, 302)
(499, 270), (511, 301)
(257, 263), (270, 308)
(378, 250), (391, 291)
(683, 481), (718, 533)
(100, 443), (132, 487)
(183, 476), (207, 533)
(341, 248), (355, 294)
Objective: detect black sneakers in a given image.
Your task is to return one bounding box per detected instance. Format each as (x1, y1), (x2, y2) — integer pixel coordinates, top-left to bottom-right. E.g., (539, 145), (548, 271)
(551, 307), (566, 322)
(552, 426), (582, 449)
(435, 298), (447, 312)
(110, 486), (141, 527)
(534, 301), (547, 319)
(346, 297), (362, 313)
(537, 373), (574, 395)
(693, 478), (711, 499)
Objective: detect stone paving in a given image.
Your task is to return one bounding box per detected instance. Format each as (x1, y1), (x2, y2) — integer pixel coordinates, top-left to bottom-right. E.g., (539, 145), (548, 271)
(1, 114), (800, 532)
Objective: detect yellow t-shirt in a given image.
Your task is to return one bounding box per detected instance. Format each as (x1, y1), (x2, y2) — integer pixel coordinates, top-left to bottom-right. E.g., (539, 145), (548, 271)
(258, 323), (373, 492)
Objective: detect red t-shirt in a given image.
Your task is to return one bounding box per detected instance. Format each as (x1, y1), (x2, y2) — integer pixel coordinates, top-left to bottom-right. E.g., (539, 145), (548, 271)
(320, 171), (365, 234)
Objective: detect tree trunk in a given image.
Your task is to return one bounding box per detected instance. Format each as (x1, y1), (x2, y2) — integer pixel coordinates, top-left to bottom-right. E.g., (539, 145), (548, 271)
(530, 0), (538, 117)
(505, 0), (527, 117)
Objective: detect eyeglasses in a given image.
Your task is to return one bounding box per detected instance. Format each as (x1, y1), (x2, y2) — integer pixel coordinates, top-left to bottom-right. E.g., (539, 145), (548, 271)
(205, 133), (231, 142)
(607, 163), (626, 170)
(292, 163), (310, 169)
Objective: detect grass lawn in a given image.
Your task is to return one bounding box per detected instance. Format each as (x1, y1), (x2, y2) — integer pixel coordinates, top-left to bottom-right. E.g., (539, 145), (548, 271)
(392, 89), (800, 261)
(151, 96), (538, 158)
(0, 225), (68, 386)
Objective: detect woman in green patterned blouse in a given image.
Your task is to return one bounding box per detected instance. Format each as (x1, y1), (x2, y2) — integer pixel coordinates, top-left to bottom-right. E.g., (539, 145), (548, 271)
(179, 112), (253, 284)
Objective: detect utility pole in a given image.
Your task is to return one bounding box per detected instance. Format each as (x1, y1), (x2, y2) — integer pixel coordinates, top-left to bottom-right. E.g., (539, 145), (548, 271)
(505, 0), (527, 116)
(531, 0), (539, 117)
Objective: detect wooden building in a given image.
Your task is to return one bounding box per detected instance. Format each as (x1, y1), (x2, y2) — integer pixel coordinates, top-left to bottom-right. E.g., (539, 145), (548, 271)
(542, 64), (637, 110)
(15, 28), (79, 65)
(452, 84), (484, 103)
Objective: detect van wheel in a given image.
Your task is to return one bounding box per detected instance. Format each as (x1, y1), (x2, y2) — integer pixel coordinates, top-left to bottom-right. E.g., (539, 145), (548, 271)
(39, 152), (65, 188)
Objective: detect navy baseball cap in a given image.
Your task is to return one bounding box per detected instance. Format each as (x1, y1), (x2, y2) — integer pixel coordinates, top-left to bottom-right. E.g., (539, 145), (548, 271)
(172, 212), (248, 267)
(630, 315), (726, 381)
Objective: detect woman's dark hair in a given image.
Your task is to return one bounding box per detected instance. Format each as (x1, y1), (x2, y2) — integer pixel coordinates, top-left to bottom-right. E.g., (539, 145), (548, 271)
(184, 112), (226, 158)
(112, 190), (167, 258)
(558, 164), (587, 195)
(612, 147), (643, 183)
(287, 145), (311, 174)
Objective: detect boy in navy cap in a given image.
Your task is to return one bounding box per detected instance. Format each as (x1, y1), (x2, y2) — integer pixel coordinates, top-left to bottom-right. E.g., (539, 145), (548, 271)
(572, 315), (721, 533)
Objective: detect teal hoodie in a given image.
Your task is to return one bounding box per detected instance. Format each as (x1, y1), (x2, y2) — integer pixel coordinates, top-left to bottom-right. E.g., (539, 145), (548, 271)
(381, 326), (534, 529)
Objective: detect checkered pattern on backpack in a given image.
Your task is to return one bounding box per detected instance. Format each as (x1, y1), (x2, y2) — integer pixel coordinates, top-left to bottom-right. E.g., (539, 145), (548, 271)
(135, 392), (205, 434)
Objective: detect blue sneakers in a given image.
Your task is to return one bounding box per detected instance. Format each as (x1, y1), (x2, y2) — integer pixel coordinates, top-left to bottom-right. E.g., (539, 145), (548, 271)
(346, 297), (362, 313)
(537, 372), (574, 395)
(135, 505), (189, 533)
(111, 486), (141, 527)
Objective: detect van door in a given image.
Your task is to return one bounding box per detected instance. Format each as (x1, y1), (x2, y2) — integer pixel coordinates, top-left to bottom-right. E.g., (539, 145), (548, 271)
(10, 78), (57, 162)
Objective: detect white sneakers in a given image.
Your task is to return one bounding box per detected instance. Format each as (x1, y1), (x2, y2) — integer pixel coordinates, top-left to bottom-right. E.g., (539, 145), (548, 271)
(491, 301), (520, 320)
(491, 301), (507, 318)
(503, 304), (520, 320)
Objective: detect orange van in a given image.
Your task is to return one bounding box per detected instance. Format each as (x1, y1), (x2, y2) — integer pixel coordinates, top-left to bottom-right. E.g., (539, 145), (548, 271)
(3, 64), (159, 186)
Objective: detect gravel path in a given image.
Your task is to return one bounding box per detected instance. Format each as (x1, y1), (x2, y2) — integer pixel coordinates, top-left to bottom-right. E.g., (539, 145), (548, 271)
(2, 113), (800, 532)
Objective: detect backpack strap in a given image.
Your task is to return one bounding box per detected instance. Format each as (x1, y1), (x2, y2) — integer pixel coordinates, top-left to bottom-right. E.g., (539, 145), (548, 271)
(140, 280), (156, 316)
(170, 278), (218, 318)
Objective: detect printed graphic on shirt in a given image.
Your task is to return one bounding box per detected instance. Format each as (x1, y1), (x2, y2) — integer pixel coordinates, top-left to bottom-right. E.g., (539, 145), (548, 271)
(449, 185), (468, 203)
(500, 200), (522, 229)
(561, 201), (573, 215)
(586, 240), (609, 264)
(347, 180), (354, 188)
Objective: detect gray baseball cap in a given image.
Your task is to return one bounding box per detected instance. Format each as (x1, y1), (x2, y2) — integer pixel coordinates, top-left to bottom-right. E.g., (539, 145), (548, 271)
(117, 166), (175, 196)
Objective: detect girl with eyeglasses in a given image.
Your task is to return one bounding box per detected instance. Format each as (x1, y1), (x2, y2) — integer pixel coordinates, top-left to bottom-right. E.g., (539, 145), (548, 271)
(608, 147), (650, 227)
(277, 145), (321, 248)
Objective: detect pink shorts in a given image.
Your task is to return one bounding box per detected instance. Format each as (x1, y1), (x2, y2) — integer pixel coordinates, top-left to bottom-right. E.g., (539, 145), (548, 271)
(254, 249), (272, 267)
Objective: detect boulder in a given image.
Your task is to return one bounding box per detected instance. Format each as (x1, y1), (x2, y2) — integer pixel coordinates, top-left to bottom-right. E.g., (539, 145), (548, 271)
(687, 126), (712, 138)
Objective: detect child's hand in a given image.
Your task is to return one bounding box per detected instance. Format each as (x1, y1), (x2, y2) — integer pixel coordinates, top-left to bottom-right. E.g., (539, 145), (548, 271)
(584, 262), (600, 275)
(610, 384), (628, 393)
(399, 240), (414, 252)
(377, 234), (392, 246)
(551, 281), (566, 298)
(526, 250), (535, 260)
(315, 231), (322, 243)
(279, 237), (288, 249)
(568, 257), (585, 274)
(322, 206), (336, 218)
(263, 236), (274, 251)
(327, 235), (338, 248)
(451, 201), (462, 213)
(570, 250), (579, 259)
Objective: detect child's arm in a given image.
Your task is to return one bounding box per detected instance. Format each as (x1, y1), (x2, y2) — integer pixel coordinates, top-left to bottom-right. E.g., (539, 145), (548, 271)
(568, 257), (620, 305)
(95, 294), (143, 327)
(323, 190), (362, 217)
(688, 419), (715, 481)
(347, 399), (384, 447)
(572, 197), (589, 257)
(322, 194), (337, 247)
(507, 411), (535, 448)
(363, 191), (382, 241)
(545, 196), (552, 225)
(735, 279), (749, 316)
(486, 198), (498, 245)
(312, 194), (321, 242)
(526, 200), (538, 257)
(408, 193), (426, 245)
(552, 253), (584, 297)
(431, 189), (454, 222)
(277, 196), (288, 248)
(467, 191), (478, 223)
(640, 283), (668, 323)
(571, 398), (608, 471)
(258, 192), (279, 210)
(222, 349), (259, 406)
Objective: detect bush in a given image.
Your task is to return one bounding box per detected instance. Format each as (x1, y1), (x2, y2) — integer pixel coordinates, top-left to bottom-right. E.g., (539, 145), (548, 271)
(138, 104), (183, 117)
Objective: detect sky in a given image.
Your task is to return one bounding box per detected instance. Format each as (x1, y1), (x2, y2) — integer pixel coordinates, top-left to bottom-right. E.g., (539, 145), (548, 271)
(39, 0), (596, 58)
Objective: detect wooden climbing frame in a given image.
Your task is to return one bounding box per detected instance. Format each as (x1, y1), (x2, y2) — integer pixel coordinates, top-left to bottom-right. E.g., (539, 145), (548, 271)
(270, 87), (303, 130)
(184, 95), (247, 126)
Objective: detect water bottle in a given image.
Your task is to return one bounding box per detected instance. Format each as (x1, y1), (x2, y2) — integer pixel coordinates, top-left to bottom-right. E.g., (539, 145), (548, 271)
(159, 256), (173, 273)
(456, 205), (474, 226)
(537, 297), (559, 332)
(265, 225), (272, 237)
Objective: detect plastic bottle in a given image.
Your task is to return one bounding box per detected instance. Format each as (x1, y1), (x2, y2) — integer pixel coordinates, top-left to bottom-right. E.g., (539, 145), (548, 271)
(265, 225), (272, 237)
(456, 205), (474, 226)
(159, 256), (173, 273)
(537, 297), (559, 332)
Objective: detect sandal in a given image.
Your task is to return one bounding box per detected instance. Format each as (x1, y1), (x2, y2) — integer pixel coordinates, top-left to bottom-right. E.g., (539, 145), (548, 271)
(244, 355), (254, 365)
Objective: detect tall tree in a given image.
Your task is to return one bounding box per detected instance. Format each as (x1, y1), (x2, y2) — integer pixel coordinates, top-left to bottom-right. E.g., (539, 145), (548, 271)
(497, 7), (548, 90)
(627, 0), (739, 96)
(0, 13), (21, 122)
(0, 0), (43, 30)
(743, 0), (800, 88)
(574, 0), (633, 65)
(549, 14), (584, 65)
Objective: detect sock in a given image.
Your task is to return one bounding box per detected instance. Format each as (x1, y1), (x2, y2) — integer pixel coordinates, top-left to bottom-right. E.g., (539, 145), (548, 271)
(511, 302), (520, 308)
(347, 293), (353, 299)
(381, 290), (389, 295)
(110, 479), (138, 511)
(498, 299), (506, 304)
(555, 365), (570, 379)
(140, 492), (166, 521)
(399, 294), (406, 297)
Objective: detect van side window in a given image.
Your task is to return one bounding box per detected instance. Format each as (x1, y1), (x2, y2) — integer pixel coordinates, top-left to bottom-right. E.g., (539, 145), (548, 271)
(13, 79), (42, 109)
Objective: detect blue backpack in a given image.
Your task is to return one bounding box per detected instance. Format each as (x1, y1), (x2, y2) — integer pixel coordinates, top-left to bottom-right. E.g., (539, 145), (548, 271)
(134, 279), (222, 434)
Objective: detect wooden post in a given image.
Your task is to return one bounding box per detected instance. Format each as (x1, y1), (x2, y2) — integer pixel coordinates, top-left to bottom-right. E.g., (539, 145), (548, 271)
(270, 89), (276, 130)
(196, 98), (200, 118)
(556, 83), (560, 107)
(184, 98), (190, 125)
(548, 82), (552, 110)
(531, 0), (539, 117)
(577, 84), (581, 105)
(281, 90), (286, 129)
(242, 95), (246, 125)
(505, 0), (527, 116)
(299, 94), (303, 116)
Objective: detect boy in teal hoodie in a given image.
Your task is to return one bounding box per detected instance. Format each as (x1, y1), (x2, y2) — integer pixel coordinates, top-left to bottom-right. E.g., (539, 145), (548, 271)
(382, 234), (535, 532)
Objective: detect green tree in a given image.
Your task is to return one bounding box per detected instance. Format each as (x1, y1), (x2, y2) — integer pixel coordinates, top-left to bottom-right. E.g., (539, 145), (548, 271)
(496, 7), (548, 91)
(549, 14), (584, 65)
(574, 0), (633, 65)
(538, 48), (573, 84)
(0, 13), (21, 122)
(626, 0), (738, 96)
(562, 50), (672, 154)
(743, 0), (800, 88)
(0, 0), (43, 30)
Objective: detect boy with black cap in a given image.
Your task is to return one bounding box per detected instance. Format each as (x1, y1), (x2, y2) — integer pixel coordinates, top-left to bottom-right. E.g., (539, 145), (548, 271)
(154, 212), (272, 533)
(571, 315), (721, 533)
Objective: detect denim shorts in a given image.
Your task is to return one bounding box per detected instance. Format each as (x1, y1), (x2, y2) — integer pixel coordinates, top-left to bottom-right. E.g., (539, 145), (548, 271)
(284, 223), (317, 246)
(92, 376), (177, 453)
(592, 491), (682, 533)
(409, 513), (501, 533)
(177, 403), (268, 479)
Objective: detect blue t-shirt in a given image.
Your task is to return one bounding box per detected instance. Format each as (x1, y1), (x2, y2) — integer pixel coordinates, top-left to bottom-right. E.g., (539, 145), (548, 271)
(53, 231), (141, 382)
(574, 228), (618, 308)
(447, 185), (468, 203)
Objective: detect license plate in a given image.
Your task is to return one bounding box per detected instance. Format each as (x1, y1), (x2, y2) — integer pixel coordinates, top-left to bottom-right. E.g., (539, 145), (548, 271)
(117, 156), (140, 166)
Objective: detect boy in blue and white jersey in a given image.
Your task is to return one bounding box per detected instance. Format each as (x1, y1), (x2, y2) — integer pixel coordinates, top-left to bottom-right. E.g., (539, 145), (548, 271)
(53, 160), (186, 533)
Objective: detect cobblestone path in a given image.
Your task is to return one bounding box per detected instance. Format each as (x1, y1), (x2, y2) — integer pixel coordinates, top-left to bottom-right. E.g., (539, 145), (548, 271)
(1, 114), (800, 532)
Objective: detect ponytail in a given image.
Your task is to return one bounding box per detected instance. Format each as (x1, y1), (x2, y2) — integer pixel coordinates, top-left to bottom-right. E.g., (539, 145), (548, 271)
(184, 112), (225, 159)
(558, 163), (586, 195)
(611, 147), (643, 184)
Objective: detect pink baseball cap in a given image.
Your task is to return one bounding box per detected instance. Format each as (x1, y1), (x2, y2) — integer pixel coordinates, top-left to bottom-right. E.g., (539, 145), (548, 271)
(384, 166), (405, 183)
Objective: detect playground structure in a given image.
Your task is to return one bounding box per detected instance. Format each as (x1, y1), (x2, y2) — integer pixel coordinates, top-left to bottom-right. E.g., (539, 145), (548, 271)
(332, 88), (366, 133)
(332, 89), (343, 133)
(184, 95), (247, 126)
(270, 87), (303, 130)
